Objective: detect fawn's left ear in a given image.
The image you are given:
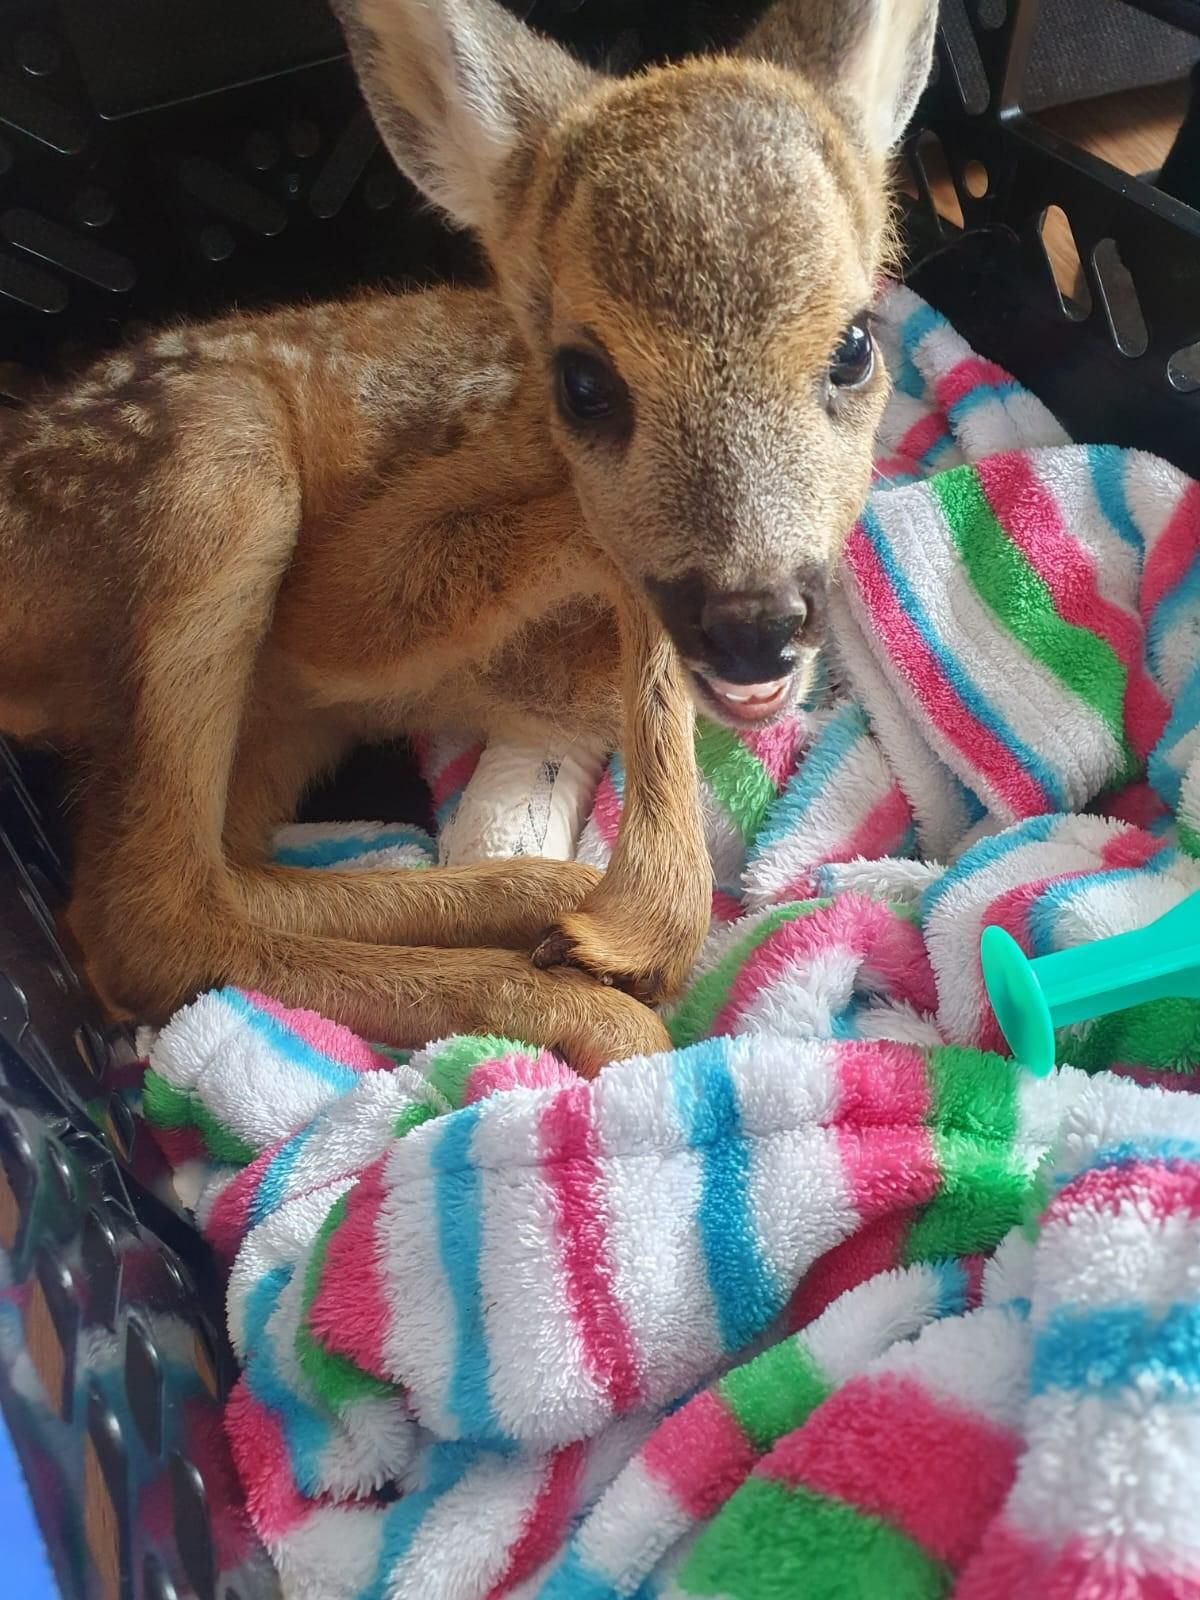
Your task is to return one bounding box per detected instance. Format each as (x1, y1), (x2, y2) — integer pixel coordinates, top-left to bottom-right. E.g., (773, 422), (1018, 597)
(332, 0), (598, 240)
(738, 0), (939, 155)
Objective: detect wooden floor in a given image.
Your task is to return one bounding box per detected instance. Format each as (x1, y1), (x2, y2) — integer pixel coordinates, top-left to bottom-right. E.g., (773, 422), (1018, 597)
(1038, 79), (1189, 183)
(908, 78), (1191, 288)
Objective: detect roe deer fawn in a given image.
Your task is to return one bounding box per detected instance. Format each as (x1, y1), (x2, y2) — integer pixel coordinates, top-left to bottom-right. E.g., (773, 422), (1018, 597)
(0, 0), (937, 1075)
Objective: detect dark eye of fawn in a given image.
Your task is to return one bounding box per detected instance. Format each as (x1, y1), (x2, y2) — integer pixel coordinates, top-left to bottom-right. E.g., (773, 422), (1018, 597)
(828, 322), (874, 391)
(554, 348), (625, 428)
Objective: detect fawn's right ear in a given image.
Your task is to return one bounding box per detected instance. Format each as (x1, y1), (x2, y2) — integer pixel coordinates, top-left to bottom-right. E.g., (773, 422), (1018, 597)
(739, 0), (939, 155)
(332, 0), (596, 240)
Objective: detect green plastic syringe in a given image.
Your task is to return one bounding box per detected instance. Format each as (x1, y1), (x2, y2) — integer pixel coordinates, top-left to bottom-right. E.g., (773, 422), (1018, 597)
(980, 889), (1200, 1076)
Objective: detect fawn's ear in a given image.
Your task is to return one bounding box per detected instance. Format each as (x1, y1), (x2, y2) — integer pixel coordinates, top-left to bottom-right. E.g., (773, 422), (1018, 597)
(739, 0), (938, 154)
(333, 0), (595, 236)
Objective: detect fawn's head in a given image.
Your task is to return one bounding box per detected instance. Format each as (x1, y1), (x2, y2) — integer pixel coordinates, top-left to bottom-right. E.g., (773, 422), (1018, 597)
(337, 0), (937, 725)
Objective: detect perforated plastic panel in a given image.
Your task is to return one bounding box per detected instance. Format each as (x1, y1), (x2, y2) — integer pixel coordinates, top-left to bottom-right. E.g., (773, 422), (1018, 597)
(0, 739), (279, 1600)
(2, 3), (1199, 1598)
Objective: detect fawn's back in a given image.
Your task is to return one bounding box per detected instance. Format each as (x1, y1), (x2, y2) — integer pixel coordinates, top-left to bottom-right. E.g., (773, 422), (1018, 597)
(0, 0), (937, 758)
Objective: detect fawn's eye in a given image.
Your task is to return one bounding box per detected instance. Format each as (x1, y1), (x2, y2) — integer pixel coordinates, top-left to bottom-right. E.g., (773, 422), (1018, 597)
(828, 322), (875, 391)
(554, 347), (629, 432)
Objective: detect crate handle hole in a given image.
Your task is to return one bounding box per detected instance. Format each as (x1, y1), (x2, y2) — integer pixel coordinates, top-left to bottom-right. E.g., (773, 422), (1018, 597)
(1093, 237), (1149, 358)
(914, 130), (964, 232)
(963, 159), (990, 199)
(1038, 206), (1092, 321)
(1168, 341), (1200, 394)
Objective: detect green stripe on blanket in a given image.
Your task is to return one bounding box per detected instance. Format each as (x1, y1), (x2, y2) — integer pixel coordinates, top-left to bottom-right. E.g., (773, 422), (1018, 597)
(933, 469), (1136, 781)
(678, 1479), (950, 1599)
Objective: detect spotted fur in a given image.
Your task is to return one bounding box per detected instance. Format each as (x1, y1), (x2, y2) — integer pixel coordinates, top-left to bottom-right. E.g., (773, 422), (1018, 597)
(0, 0), (936, 1073)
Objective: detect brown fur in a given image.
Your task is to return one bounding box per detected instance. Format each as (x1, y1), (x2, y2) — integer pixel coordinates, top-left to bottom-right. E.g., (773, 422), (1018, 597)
(0, 0), (936, 1075)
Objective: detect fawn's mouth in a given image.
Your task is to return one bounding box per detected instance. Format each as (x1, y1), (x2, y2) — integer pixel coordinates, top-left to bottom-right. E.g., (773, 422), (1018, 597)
(690, 670), (797, 727)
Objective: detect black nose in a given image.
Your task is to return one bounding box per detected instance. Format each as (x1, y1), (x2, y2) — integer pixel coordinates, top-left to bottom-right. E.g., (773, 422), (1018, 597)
(699, 581), (819, 683)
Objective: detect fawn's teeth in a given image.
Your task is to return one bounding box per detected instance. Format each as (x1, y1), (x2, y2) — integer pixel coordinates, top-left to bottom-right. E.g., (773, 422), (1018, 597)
(698, 674), (793, 722)
(707, 676), (790, 705)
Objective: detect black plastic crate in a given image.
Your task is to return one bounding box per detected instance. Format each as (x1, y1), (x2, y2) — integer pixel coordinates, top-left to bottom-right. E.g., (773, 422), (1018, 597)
(1, 2), (1198, 1597)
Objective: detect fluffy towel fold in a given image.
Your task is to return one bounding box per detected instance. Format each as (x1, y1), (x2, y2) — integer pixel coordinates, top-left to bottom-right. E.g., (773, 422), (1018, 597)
(133, 280), (1200, 1600)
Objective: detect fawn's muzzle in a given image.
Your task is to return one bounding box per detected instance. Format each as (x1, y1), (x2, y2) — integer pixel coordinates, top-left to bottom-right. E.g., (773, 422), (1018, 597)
(698, 583), (817, 682)
(647, 569), (825, 727)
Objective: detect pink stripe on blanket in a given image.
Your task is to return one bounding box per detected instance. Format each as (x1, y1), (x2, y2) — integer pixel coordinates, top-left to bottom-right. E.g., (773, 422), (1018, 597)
(642, 1389), (756, 1521)
(484, 1443), (586, 1599)
(958, 1521), (1200, 1600)
(744, 719), (805, 787)
(206, 1155), (272, 1264)
(539, 1086), (643, 1414)
(1044, 1157), (1200, 1226)
(149, 1123), (207, 1172)
(463, 1050), (575, 1104)
(976, 875), (1085, 1053)
(976, 453), (1169, 759)
(711, 890), (744, 923)
(858, 908), (939, 1016)
(1096, 781), (1172, 831)
(1099, 825), (1164, 870)
(713, 897), (933, 1038)
(1141, 478), (1200, 622)
(897, 409), (954, 462)
(244, 992), (393, 1074)
(1113, 1065), (1200, 1094)
(427, 743), (484, 813)
(779, 783), (915, 902)
(590, 771), (623, 848)
(845, 525), (1051, 818)
(308, 1157), (394, 1384)
(875, 454), (923, 483)
(837, 1123), (940, 1223)
(836, 1041), (931, 1126)
(975, 829), (1161, 1051)
(935, 355), (1014, 413)
(763, 1373), (1020, 1567)
(224, 1380), (313, 1540)
(785, 1213), (913, 1333)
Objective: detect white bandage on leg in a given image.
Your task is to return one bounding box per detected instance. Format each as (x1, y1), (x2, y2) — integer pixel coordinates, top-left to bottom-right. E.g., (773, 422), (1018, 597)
(438, 735), (609, 866)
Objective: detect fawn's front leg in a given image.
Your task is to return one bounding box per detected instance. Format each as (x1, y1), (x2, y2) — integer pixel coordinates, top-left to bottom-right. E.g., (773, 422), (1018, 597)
(533, 593), (711, 1004)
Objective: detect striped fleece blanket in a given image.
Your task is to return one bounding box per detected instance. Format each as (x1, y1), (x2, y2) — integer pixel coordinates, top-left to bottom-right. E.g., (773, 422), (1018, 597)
(139, 283), (1200, 1599)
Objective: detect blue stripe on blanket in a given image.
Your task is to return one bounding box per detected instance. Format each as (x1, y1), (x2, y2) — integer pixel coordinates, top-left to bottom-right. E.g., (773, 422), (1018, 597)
(537, 1550), (624, 1600)
(896, 301), (943, 397)
(931, 1258), (972, 1319)
(1148, 658), (1200, 808)
(918, 431), (958, 471)
(218, 988), (359, 1094)
(1032, 1302), (1200, 1397)
(432, 1104), (508, 1447)
(364, 1442), (482, 1600)
(750, 701), (868, 852)
(1086, 445), (1143, 551)
(1027, 848), (1177, 959)
(537, 1548), (662, 1600)
(861, 506), (1067, 811)
(921, 812), (1062, 922)
(608, 752), (626, 802)
(252, 1122), (316, 1228)
(673, 1039), (779, 1356)
(244, 1265), (331, 1497)
(273, 827), (434, 869)
(944, 380), (1024, 426)
(1050, 1140), (1200, 1192)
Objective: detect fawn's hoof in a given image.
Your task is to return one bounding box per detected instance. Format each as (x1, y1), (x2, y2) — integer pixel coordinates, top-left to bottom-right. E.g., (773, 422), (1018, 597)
(533, 912), (674, 1007)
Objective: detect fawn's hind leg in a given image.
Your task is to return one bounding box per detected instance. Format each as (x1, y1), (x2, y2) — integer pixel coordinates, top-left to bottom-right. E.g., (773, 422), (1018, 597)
(219, 691), (601, 948)
(66, 497), (661, 1070)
